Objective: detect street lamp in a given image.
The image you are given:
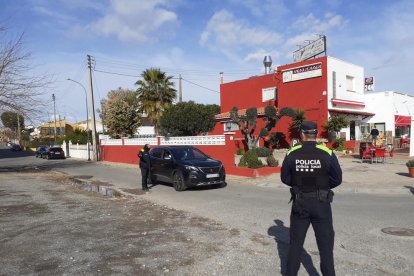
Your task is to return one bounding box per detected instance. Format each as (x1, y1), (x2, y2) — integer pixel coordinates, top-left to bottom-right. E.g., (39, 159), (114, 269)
(67, 78), (91, 161)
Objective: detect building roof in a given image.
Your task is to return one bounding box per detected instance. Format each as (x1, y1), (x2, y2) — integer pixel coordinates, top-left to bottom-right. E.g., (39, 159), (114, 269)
(215, 107), (266, 120)
(39, 120), (75, 128)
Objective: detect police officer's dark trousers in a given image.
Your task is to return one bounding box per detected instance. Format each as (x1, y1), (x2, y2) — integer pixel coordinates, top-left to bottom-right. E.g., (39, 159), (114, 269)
(287, 197), (335, 276)
(141, 168), (149, 190)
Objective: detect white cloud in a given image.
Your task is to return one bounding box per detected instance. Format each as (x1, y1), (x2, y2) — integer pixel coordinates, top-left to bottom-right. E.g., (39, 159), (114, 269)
(286, 13), (345, 47)
(200, 9), (283, 49)
(88, 0), (178, 43)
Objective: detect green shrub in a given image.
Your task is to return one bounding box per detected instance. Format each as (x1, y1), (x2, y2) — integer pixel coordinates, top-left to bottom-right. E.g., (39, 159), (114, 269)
(251, 147), (272, 157)
(406, 160), (414, 167)
(266, 155), (279, 167)
(236, 148), (245, 155)
(335, 145), (347, 152)
(238, 151), (263, 168)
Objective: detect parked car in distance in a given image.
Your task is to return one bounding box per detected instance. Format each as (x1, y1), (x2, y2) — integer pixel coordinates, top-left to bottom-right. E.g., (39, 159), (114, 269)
(149, 146), (226, 191)
(10, 143), (22, 151)
(43, 146), (65, 160)
(35, 146), (49, 158)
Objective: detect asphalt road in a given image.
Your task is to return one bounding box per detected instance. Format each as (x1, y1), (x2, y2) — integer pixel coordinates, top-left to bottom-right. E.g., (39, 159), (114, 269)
(1, 149), (414, 275)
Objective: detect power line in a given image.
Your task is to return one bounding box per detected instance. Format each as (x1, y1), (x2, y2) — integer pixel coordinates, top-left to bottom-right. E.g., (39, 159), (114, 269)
(94, 69), (139, 78)
(181, 78), (220, 93)
(93, 68), (220, 94)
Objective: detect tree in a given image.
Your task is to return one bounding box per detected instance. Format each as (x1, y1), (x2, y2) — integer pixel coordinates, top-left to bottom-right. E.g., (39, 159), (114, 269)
(135, 68), (177, 135)
(230, 105), (294, 150)
(289, 108), (306, 138)
(325, 115), (350, 141)
(160, 101), (220, 136)
(0, 26), (49, 118)
(1, 111), (24, 130)
(99, 88), (141, 138)
(65, 128), (89, 144)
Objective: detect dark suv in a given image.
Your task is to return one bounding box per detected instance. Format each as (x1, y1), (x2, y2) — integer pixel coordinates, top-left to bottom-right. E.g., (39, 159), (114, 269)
(149, 146), (226, 191)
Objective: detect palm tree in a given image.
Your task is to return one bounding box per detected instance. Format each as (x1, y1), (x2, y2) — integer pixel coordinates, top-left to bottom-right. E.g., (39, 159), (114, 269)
(289, 108), (306, 139)
(135, 68), (177, 135)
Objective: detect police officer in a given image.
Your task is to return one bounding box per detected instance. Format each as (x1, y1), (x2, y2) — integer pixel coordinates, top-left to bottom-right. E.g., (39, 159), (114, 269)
(138, 144), (151, 192)
(281, 121), (342, 276)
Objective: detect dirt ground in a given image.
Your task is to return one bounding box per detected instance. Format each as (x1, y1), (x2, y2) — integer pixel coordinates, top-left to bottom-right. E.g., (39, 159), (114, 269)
(0, 171), (279, 275)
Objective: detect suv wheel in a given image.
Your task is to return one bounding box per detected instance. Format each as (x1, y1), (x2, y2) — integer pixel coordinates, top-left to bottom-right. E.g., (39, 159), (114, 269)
(173, 172), (186, 191)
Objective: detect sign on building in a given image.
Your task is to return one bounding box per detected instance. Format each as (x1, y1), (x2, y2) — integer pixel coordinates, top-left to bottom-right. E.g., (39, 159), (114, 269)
(364, 77), (375, 91)
(282, 63), (322, 83)
(293, 36), (326, 62)
(262, 87), (277, 102)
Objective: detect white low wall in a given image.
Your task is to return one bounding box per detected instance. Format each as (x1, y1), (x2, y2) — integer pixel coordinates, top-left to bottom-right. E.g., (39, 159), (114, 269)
(160, 135), (225, 145)
(62, 142), (93, 160)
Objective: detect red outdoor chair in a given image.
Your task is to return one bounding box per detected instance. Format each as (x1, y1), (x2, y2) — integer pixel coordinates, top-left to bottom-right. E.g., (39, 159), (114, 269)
(385, 147), (394, 158)
(360, 148), (373, 163)
(374, 148), (386, 163)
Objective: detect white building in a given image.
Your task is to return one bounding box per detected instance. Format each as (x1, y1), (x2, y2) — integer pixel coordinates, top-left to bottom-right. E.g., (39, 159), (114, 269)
(364, 91), (413, 141)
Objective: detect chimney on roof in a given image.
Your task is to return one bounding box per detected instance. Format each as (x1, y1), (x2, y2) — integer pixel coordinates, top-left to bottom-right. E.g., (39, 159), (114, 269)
(263, 56), (272, 74)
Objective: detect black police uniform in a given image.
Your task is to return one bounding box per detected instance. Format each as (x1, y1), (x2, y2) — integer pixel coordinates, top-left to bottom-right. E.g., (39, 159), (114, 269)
(138, 146), (151, 190)
(281, 125), (342, 276)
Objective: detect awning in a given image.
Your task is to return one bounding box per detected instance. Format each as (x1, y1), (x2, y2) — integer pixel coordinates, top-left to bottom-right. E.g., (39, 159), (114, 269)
(328, 108), (375, 117)
(395, 115), (411, 126)
(331, 98), (365, 107)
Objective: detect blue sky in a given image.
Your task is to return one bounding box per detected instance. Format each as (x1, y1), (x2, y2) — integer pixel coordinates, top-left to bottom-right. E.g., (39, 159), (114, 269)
(1, 0), (414, 124)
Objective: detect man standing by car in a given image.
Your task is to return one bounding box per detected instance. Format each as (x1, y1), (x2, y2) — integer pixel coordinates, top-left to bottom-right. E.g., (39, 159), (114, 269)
(138, 144), (151, 192)
(281, 121), (342, 276)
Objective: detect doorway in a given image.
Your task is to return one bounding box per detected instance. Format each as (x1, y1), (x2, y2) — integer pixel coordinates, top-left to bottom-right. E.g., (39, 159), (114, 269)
(350, 121), (356, 140)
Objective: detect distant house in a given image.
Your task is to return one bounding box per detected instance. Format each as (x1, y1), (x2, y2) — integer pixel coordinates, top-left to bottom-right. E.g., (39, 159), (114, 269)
(135, 115), (155, 137)
(75, 119), (105, 133)
(36, 120), (75, 139)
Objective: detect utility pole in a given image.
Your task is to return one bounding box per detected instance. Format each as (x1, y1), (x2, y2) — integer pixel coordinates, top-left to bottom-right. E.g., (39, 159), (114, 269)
(87, 54), (98, 161)
(67, 78), (91, 161)
(52, 94), (57, 143)
(179, 74), (182, 102)
(16, 112), (21, 144)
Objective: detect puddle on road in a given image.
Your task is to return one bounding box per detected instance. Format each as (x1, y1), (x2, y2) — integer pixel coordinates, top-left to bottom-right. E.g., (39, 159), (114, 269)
(69, 177), (121, 198)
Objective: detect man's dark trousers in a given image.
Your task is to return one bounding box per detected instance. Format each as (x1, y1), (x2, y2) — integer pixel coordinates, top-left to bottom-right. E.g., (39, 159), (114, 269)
(141, 168), (149, 190)
(287, 197), (335, 276)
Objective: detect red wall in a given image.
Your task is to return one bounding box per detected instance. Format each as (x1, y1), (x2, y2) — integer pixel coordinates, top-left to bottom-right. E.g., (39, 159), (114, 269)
(215, 57), (329, 146)
(277, 56), (328, 135)
(220, 74), (278, 113)
(100, 136), (238, 168)
(99, 136), (279, 177)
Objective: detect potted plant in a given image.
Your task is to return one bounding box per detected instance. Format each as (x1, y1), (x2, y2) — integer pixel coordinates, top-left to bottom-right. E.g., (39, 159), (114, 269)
(406, 160), (414, 177)
(325, 115), (349, 141)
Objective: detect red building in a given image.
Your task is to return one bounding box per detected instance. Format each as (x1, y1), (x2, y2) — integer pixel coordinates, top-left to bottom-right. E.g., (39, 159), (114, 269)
(212, 55), (372, 151)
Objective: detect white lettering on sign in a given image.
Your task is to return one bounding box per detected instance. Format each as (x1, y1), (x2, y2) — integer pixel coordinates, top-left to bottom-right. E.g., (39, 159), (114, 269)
(293, 36), (326, 62)
(283, 63), (322, 83)
(295, 159), (321, 172)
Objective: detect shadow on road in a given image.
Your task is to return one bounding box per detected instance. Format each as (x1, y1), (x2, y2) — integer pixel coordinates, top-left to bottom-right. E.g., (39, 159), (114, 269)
(404, 185), (414, 195)
(396, 172), (410, 177)
(0, 149), (35, 159)
(267, 219), (319, 276)
(149, 180), (227, 192)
